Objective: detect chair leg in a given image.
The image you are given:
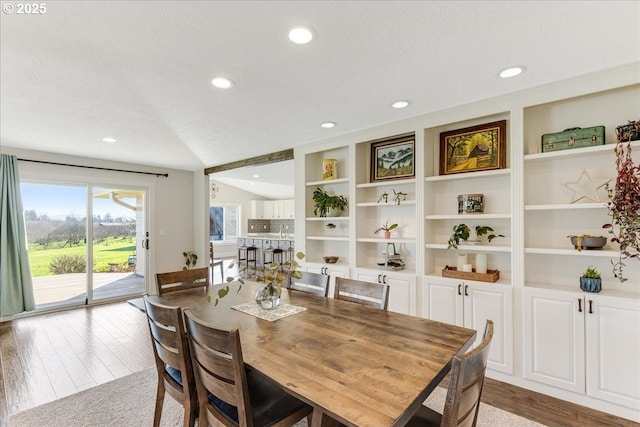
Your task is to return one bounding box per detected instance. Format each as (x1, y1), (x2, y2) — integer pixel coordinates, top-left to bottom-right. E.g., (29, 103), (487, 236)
(153, 380), (165, 427)
(184, 399), (198, 427)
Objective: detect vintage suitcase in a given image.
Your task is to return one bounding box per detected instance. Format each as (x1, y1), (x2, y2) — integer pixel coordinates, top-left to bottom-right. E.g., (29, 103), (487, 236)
(541, 126), (605, 153)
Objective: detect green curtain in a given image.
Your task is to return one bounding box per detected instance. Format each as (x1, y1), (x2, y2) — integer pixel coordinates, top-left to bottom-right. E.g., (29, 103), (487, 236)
(0, 154), (35, 316)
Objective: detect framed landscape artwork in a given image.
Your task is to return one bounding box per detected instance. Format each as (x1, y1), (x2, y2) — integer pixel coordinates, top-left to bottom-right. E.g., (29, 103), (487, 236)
(439, 120), (507, 175)
(370, 136), (415, 182)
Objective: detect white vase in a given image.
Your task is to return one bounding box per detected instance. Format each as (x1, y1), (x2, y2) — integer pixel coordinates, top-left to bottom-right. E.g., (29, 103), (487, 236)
(476, 253), (488, 274)
(456, 252), (467, 271)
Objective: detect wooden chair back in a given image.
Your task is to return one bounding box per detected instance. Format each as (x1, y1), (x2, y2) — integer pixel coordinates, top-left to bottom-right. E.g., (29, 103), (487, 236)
(156, 267), (210, 295)
(334, 277), (389, 310)
(184, 310), (312, 427)
(290, 271), (330, 297)
(442, 319), (494, 427)
(142, 296), (197, 426)
(405, 320), (494, 427)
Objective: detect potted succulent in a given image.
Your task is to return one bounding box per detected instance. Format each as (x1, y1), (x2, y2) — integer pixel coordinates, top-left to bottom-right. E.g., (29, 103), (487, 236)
(580, 265), (602, 293)
(602, 139), (640, 283)
(312, 187), (348, 217)
(211, 252), (305, 309)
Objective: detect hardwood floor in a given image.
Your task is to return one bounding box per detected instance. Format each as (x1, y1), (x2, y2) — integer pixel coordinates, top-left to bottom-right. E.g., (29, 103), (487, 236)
(1, 300), (638, 427)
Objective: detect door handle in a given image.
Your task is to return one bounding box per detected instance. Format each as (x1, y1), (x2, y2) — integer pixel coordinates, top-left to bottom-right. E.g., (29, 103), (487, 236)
(578, 299), (582, 313)
(458, 284), (462, 295)
(382, 275), (387, 284)
(588, 300), (593, 314)
(464, 285), (469, 296)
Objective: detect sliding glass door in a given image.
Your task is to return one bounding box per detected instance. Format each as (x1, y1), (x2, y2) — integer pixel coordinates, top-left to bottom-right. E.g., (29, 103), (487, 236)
(21, 181), (148, 309)
(90, 187), (146, 303)
(21, 182), (89, 307)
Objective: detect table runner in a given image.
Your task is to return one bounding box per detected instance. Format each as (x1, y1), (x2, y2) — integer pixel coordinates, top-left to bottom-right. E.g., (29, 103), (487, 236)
(231, 302), (306, 321)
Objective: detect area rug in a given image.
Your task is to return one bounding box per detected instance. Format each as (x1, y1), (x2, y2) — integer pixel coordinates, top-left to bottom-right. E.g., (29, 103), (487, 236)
(7, 368), (545, 426)
(127, 297), (146, 313)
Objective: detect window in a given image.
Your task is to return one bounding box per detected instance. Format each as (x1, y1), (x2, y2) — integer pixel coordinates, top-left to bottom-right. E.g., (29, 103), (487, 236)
(210, 205), (238, 242)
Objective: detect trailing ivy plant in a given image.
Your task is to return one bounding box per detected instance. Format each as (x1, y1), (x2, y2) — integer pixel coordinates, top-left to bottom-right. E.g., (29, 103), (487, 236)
(603, 139), (640, 283)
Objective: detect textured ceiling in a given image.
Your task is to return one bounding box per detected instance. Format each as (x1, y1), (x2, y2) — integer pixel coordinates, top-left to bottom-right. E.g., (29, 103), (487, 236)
(1, 1), (639, 196)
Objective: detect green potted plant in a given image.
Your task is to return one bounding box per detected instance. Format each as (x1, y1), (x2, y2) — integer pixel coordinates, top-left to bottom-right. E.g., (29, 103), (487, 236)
(183, 250), (197, 270)
(580, 265), (602, 293)
(312, 187), (348, 217)
(447, 224), (504, 249)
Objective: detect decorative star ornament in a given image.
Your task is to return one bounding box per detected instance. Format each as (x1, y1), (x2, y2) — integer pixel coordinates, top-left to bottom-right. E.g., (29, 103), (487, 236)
(561, 169), (610, 203)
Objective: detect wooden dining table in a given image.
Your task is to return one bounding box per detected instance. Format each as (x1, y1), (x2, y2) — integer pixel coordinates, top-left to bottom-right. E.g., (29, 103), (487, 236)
(149, 281), (477, 427)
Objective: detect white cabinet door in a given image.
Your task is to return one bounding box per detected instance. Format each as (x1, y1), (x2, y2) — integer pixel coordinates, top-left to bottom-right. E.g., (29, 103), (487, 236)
(425, 276), (513, 374)
(284, 199), (295, 219)
(586, 295), (640, 409)
(272, 200), (285, 218)
(424, 278), (463, 326)
(355, 269), (415, 315)
(262, 201), (274, 219)
(464, 282), (513, 373)
(250, 200), (263, 219)
(523, 287), (585, 394)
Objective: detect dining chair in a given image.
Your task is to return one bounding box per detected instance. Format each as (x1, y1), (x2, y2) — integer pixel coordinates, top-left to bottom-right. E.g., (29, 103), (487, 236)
(406, 320), (494, 427)
(183, 309), (313, 427)
(156, 267), (210, 296)
(289, 271), (330, 297)
(143, 296), (198, 427)
(210, 241), (224, 283)
(334, 277), (389, 310)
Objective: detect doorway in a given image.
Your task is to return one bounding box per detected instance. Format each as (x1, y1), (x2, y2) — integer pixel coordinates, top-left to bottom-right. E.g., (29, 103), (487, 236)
(20, 182), (148, 309)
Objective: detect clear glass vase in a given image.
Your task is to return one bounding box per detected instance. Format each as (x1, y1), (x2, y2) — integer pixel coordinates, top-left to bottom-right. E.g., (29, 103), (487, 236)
(255, 284), (281, 310)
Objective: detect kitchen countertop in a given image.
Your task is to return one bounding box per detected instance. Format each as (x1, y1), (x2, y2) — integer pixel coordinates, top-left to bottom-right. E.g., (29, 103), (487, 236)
(244, 234), (294, 241)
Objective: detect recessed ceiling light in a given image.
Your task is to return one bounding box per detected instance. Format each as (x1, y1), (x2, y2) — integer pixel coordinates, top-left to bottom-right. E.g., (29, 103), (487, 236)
(499, 66), (525, 79)
(252, 174), (260, 178)
(320, 122), (336, 128)
(288, 25), (315, 44)
(392, 100), (410, 109)
(211, 76), (235, 89)
(102, 137), (117, 143)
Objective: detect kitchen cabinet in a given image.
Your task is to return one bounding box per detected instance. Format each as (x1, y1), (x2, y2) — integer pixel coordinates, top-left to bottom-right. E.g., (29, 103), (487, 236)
(524, 287), (640, 409)
(423, 276), (513, 374)
(356, 268), (416, 315)
(251, 199), (295, 219)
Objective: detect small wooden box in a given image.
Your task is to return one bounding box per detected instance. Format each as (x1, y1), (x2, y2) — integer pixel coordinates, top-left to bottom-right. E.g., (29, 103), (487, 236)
(442, 266), (500, 283)
(541, 126), (605, 153)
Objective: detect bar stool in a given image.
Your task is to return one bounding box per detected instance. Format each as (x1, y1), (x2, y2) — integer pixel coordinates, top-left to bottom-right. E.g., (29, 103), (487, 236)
(238, 245), (257, 271)
(263, 247), (284, 266)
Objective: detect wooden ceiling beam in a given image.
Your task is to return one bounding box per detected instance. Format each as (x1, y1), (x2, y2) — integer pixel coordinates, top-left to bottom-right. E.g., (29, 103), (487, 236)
(203, 149), (294, 175)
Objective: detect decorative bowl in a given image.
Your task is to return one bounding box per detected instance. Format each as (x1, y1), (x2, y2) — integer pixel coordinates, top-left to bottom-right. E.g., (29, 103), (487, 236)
(323, 256), (339, 264)
(569, 235), (607, 250)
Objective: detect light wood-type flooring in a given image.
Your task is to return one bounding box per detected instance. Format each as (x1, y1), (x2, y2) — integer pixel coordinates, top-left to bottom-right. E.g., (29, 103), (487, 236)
(1, 300), (638, 427)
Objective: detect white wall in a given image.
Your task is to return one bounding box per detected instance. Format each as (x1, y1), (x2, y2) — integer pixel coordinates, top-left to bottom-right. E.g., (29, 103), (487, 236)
(2, 147), (196, 288)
